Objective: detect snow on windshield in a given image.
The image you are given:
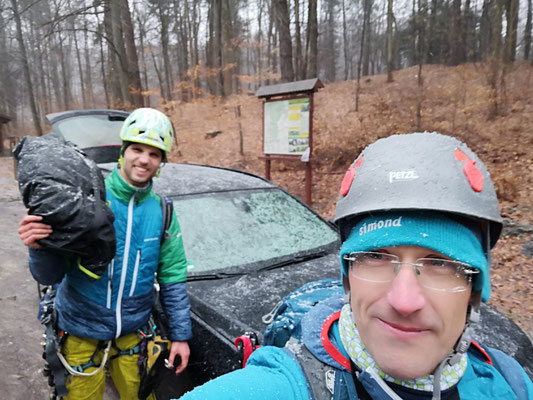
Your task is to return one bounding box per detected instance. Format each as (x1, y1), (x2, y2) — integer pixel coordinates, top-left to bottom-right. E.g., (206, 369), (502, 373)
(173, 189), (338, 273)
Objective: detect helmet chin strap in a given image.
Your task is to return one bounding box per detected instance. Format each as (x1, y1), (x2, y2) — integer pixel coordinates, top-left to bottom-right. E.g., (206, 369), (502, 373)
(432, 290), (481, 400)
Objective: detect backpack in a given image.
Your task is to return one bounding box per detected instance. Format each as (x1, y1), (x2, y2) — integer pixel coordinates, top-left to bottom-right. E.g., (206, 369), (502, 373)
(262, 279), (343, 347)
(14, 133), (116, 281)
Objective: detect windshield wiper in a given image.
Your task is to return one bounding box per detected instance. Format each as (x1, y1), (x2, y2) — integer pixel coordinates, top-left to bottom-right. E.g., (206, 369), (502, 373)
(187, 271), (247, 281)
(256, 250), (330, 273)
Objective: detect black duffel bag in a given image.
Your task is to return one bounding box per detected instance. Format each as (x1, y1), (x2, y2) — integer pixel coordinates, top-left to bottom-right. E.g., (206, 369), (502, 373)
(14, 133), (116, 281)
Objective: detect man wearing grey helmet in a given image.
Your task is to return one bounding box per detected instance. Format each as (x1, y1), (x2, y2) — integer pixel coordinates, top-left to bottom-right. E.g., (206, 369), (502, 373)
(178, 132), (532, 400)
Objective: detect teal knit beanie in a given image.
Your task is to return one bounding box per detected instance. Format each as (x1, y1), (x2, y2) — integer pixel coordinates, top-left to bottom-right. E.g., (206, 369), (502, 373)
(340, 211), (489, 301)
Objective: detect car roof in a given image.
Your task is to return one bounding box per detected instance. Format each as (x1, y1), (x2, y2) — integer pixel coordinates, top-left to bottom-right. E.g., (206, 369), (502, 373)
(99, 162), (275, 196)
(46, 109), (130, 124)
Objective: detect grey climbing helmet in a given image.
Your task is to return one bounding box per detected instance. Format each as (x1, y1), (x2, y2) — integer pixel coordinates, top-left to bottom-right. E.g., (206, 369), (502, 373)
(334, 132), (502, 248)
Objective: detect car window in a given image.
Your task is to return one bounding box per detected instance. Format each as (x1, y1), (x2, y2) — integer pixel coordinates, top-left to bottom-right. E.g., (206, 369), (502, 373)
(52, 115), (124, 148)
(173, 189), (339, 274)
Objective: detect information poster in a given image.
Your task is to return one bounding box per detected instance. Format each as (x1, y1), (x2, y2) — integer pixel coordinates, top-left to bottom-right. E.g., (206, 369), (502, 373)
(263, 98), (310, 155)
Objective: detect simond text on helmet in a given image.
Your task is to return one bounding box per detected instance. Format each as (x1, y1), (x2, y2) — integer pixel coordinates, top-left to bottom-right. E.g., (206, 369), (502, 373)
(359, 217), (403, 236)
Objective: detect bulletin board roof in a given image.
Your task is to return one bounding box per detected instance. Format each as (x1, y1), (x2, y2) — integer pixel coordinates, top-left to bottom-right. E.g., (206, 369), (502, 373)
(256, 78), (324, 98)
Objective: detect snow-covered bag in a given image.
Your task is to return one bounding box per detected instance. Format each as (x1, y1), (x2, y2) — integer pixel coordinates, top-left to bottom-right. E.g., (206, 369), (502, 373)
(14, 134), (116, 281)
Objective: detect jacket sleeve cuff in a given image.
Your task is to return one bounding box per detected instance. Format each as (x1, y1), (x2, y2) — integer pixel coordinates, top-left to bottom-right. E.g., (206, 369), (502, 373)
(29, 248), (67, 285)
(159, 282), (193, 341)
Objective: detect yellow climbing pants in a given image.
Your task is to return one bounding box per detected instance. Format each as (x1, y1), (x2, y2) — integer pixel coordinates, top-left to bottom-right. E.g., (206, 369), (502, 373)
(61, 332), (155, 400)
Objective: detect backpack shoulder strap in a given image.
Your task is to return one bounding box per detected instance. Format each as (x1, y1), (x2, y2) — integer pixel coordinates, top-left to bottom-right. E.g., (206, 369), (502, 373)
(284, 337), (337, 400)
(486, 347), (530, 400)
(285, 337), (359, 400)
(159, 194), (174, 245)
(470, 341), (530, 400)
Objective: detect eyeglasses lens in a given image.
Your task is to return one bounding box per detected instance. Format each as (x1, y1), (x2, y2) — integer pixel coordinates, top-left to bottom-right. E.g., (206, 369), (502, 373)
(346, 252), (473, 292)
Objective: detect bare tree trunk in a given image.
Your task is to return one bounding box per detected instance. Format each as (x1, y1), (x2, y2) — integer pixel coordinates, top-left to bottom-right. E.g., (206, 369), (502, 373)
(34, 25), (49, 115)
(104, 1), (124, 104)
(525, 0), (532, 60)
(386, 0), (394, 82)
(121, 0), (144, 107)
(294, 0), (303, 80)
(179, 0), (193, 101)
(342, 0), (350, 80)
(96, 8), (111, 109)
(489, 0), (504, 118)
(191, 1), (201, 96)
(427, 0), (437, 63)
(0, 6), (15, 120)
(355, 0), (368, 112)
(274, 0), (294, 82)
(503, 0), (519, 63)
(150, 46), (166, 101)
(26, 22), (43, 126)
(463, 0), (473, 62)
(222, 0), (235, 95)
(362, 0), (372, 76)
(256, 0), (264, 86)
(0, 8), (6, 116)
(48, 36), (63, 110)
(479, 0), (492, 60)
(416, 63), (423, 130)
(449, 0), (464, 65)
(415, 0), (427, 130)
(57, 31), (72, 110)
(323, 0), (337, 82)
(135, 7), (150, 107)
(206, 2), (216, 94)
(157, 2), (174, 102)
(84, 22), (95, 107)
(266, 0), (275, 85)
(216, 0), (225, 96)
(11, 0), (42, 134)
(70, 16), (87, 108)
(307, 0), (318, 78)
(110, 0), (131, 104)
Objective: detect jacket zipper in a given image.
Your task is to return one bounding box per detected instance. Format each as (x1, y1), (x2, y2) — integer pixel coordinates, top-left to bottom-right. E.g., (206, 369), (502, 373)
(129, 250), (141, 297)
(115, 194), (136, 338)
(106, 259), (114, 309)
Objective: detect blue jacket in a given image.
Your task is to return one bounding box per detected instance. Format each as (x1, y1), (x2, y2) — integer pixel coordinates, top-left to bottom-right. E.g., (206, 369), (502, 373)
(179, 297), (532, 399)
(29, 167), (192, 342)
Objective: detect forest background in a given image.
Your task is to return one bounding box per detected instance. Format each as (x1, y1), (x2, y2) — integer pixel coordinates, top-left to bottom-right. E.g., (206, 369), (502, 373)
(0, 0), (531, 336)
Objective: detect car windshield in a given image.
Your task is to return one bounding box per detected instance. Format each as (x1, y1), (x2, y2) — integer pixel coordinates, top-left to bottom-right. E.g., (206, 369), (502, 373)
(173, 189), (338, 274)
(52, 114), (124, 148)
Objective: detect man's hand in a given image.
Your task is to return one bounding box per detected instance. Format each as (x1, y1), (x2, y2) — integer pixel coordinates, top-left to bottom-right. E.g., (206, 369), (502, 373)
(18, 214), (52, 249)
(168, 340), (190, 375)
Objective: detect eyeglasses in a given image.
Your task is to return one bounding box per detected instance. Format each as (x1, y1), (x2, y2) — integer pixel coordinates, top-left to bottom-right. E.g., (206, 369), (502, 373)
(343, 251), (479, 293)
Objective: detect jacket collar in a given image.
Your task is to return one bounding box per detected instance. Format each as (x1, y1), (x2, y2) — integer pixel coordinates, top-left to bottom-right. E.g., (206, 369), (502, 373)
(106, 167), (153, 204)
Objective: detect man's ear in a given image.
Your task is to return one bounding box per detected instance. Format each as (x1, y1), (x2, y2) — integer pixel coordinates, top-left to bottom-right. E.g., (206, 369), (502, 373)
(343, 276), (351, 303)
(467, 291), (482, 324)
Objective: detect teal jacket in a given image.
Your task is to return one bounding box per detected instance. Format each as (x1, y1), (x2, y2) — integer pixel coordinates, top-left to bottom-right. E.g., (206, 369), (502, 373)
(179, 297), (532, 399)
(30, 168), (191, 341)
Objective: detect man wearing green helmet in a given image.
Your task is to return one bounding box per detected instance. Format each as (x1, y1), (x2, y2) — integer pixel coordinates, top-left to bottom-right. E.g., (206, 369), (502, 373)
(18, 108), (191, 399)
(177, 132), (532, 400)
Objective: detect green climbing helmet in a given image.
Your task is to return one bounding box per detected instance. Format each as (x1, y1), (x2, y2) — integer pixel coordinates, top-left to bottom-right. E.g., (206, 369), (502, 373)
(120, 108), (174, 155)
